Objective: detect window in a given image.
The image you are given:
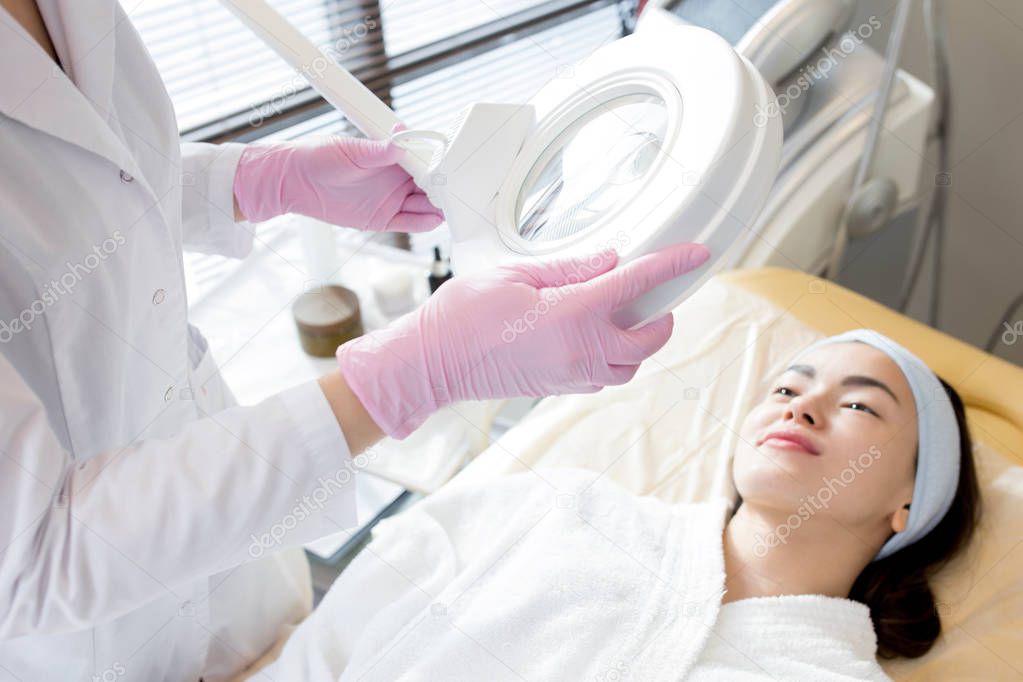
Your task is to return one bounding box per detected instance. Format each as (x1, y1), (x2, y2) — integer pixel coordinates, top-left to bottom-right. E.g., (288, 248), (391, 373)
(120, 0), (629, 142)
(123, 0), (338, 133)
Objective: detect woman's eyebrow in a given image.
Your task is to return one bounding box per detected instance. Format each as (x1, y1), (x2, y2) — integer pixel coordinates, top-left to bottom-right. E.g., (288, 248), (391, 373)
(782, 364), (900, 405)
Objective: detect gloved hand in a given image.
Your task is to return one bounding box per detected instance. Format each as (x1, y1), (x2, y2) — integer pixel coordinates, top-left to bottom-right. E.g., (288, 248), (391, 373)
(232, 134), (443, 232)
(336, 243), (711, 439)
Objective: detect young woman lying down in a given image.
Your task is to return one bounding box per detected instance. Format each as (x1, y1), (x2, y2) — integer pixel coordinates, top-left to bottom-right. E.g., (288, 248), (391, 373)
(258, 329), (980, 681)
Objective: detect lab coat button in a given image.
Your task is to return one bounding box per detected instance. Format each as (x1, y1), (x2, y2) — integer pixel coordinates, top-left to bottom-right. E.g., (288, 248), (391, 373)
(119, 169), (134, 183)
(152, 288), (166, 305)
(164, 385), (174, 402)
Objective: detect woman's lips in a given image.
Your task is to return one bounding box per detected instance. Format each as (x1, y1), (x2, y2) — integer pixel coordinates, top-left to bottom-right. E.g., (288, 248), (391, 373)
(758, 431), (820, 455)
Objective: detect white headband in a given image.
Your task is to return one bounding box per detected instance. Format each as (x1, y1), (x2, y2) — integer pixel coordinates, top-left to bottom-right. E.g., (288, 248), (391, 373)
(790, 329), (961, 561)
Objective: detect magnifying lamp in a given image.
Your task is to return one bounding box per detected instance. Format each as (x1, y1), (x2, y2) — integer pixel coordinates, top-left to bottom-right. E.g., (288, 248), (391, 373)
(219, 1), (782, 329)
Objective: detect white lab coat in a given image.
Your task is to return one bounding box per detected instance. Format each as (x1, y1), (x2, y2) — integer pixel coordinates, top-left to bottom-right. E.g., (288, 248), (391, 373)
(0, 2), (357, 680)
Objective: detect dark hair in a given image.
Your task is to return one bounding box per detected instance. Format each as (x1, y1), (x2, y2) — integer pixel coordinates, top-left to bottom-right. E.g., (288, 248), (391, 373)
(848, 376), (981, 659)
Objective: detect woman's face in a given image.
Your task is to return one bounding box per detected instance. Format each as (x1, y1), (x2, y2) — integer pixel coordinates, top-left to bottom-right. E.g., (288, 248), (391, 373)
(733, 341), (919, 534)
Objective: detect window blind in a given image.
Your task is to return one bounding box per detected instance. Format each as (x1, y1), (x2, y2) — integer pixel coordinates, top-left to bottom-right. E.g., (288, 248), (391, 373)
(120, 0), (624, 141)
(123, 0), (338, 132)
(265, 3), (624, 139)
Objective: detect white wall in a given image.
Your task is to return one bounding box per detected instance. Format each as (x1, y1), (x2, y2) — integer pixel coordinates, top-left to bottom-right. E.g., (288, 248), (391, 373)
(842, 0), (1023, 366)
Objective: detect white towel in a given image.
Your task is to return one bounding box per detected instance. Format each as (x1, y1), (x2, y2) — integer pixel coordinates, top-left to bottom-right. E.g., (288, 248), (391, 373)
(258, 469), (889, 681)
(688, 594), (892, 681)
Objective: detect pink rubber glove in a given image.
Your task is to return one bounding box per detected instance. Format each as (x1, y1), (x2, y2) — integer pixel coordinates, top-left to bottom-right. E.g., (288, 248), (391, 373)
(336, 243), (712, 439)
(233, 135), (443, 232)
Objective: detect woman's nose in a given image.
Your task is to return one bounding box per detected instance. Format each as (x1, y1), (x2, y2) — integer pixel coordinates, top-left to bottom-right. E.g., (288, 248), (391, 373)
(784, 395), (817, 426)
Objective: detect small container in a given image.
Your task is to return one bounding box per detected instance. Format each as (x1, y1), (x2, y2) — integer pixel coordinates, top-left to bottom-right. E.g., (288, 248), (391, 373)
(372, 268), (417, 317)
(428, 246), (453, 293)
(292, 284), (363, 357)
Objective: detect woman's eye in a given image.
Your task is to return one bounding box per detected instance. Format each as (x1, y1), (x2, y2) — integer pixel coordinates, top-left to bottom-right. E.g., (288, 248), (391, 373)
(772, 386), (795, 397)
(845, 402), (877, 416)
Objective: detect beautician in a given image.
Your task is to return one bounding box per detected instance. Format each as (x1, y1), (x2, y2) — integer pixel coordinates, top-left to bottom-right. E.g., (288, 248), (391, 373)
(0, 1), (710, 679)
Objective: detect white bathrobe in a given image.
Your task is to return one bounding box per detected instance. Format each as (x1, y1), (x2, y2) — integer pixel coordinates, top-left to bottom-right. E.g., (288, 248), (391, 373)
(259, 469), (892, 681)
